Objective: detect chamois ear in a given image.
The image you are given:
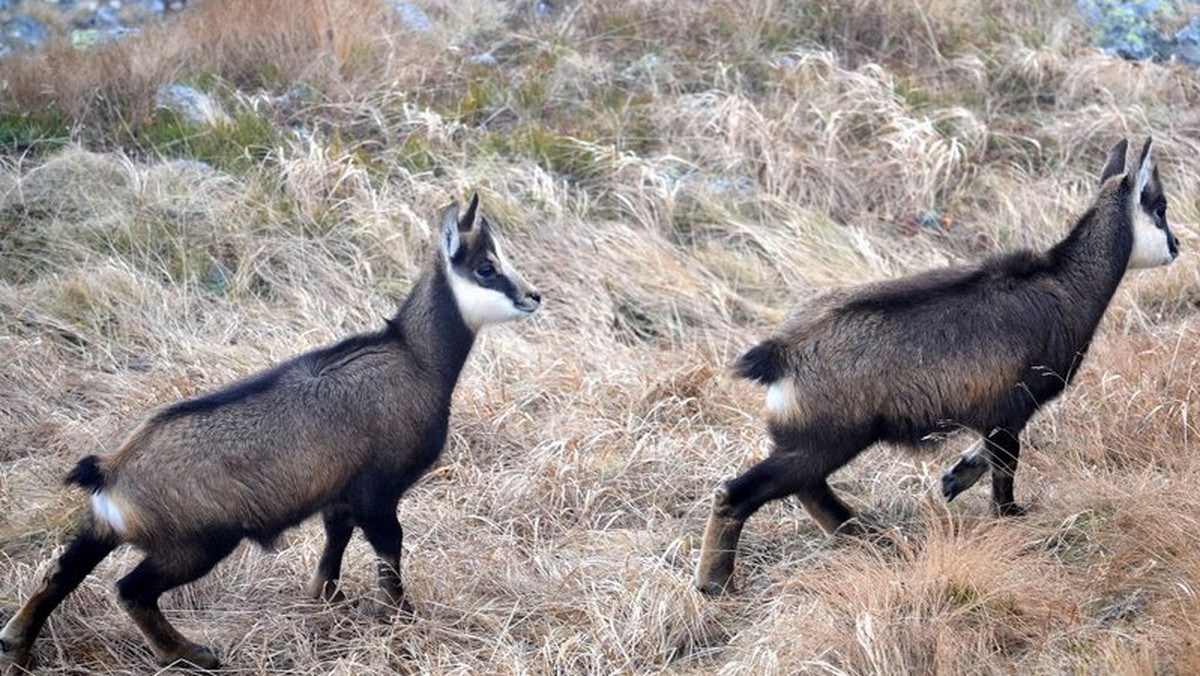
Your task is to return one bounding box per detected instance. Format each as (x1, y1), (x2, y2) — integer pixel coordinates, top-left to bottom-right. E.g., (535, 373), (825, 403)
(458, 193), (480, 233)
(1134, 137), (1155, 197)
(1099, 139), (1128, 186)
(439, 200), (461, 259)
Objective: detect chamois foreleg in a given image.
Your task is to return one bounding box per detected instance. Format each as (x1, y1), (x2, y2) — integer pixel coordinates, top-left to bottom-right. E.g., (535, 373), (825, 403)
(357, 504), (412, 618)
(307, 503), (354, 603)
(0, 528), (117, 668)
(116, 536), (239, 669)
(982, 429), (1025, 516)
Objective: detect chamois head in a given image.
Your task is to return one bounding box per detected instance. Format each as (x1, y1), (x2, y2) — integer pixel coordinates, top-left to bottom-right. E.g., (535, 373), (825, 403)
(439, 194), (541, 330)
(1100, 138), (1180, 269)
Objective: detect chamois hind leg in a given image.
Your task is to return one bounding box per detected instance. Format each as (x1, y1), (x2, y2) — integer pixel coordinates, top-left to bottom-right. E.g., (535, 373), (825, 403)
(357, 504), (413, 618)
(307, 503), (354, 603)
(793, 479), (860, 536)
(982, 429), (1025, 516)
(695, 454), (811, 595)
(941, 437), (990, 502)
(116, 536), (239, 669)
(0, 528), (117, 669)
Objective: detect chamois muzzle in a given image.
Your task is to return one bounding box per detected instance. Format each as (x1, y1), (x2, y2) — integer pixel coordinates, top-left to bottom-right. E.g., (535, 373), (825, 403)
(516, 289), (542, 314)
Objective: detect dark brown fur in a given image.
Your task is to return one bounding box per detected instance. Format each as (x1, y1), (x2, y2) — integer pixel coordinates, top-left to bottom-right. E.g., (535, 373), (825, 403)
(695, 138), (1179, 594)
(0, 196), (540, 669)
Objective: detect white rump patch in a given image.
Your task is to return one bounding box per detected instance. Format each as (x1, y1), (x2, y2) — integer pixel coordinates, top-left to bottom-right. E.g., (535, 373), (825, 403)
(765, 379), (801, 419)
(91, 491), (127, 535)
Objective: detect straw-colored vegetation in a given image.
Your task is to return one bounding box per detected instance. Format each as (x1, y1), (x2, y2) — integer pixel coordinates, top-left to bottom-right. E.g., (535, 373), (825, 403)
(1, 0), (1198, 673)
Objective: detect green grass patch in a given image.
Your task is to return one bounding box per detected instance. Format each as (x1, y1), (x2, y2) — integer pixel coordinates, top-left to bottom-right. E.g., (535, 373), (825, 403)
(0, 109), (71, 153)
(131, 107), (281, 173)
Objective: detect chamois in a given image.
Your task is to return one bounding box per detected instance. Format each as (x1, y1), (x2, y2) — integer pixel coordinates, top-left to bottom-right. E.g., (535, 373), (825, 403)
(695, 138), (1179, 594)
(0, 195), (541, 669)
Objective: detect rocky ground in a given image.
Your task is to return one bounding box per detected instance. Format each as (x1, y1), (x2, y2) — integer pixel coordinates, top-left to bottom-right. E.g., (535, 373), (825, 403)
(0, 0), (191, 58)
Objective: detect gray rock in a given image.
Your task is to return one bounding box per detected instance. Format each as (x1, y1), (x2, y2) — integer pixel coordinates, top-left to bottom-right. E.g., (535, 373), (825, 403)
(155, 84), (231, 126)
(391, 1), (432, 33)
(5, 15), (48, 48)
(93, 4), (122, 28)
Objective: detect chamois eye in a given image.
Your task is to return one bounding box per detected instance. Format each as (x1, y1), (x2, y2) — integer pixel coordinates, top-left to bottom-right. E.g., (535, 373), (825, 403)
(475, 263), (497, 280)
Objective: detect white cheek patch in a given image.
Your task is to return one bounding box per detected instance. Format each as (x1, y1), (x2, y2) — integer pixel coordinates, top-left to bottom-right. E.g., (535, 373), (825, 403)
(1128, 207), (1173, 269)
(446, 262), (527, 330)
(91, 491), (128, 535)
(766, 378), (802, 420)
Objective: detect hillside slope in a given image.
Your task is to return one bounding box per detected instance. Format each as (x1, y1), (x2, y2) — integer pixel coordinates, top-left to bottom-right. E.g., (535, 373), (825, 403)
(1, 1), (1198, 673)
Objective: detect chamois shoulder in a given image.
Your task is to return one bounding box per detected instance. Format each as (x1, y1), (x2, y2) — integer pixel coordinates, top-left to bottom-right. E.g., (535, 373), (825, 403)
(297, 323), (405, 377)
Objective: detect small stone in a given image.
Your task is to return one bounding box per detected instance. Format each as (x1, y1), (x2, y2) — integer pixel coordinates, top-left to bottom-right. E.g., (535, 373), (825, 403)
(468, 52), (498, 66)
(93, 4), (121, 27)
(155, 83), (231, 126)
(204, 263), (231, 295)
(390, 1), (432, 33)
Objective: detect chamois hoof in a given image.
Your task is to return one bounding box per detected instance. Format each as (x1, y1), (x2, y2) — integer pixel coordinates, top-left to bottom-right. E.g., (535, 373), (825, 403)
(695, 576), (734, 597)
(693, 551), (737, 597)
(307, 578), (347, 604)
(0, 636), (32, 672)
(995, 502), (1028, 517)
(360, 595), (415, 621)
(158, 642), (219, 670)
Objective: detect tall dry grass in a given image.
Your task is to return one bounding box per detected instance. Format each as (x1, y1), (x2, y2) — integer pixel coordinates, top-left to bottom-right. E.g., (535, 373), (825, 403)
(1, 0), (1199, 673)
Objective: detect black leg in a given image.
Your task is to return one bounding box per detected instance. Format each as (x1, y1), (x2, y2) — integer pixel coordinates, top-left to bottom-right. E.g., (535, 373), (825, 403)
(983, 429), (1025, 516)
(794, 480), (859, 535)
(116, 536), (239, 669)
(0, 529), (117, 668)
(356, 505), (411, 617)
(308, 503), (354, 602)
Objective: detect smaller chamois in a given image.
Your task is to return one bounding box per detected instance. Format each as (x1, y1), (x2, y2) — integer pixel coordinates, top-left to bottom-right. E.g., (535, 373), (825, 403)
(0, 195), (541, 669)
(695, 138), (1179, 594)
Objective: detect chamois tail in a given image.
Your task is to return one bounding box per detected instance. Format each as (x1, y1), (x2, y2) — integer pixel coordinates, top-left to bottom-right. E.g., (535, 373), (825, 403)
(64, 455), (106, 493)
(734, 339), (786, 384)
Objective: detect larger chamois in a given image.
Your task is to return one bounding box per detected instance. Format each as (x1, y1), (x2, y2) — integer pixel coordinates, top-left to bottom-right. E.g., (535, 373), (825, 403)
(0, 195), (541, 669)
(695, 138), (1179, 594)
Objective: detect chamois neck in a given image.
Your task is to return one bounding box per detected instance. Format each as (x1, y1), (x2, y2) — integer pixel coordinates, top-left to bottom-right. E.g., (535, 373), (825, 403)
(1049, 185), (1132, 313)
(389, 256), (477, 384)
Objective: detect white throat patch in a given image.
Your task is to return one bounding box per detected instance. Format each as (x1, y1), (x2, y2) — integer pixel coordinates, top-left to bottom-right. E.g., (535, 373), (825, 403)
(444, 255), (529, 331)
(1128, 206), (1173, 269)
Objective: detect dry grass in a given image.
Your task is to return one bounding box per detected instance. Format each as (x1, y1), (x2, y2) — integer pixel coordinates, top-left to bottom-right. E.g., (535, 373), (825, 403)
(2, 0), (1200, 673)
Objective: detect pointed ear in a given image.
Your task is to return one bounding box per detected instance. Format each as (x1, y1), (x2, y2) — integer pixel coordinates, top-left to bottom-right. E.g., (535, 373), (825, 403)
(440, 201), (461, 259)
(1134, 137), (1155, 196)
(1099, 139), (1128, 186)
(458, 192), (480, 233)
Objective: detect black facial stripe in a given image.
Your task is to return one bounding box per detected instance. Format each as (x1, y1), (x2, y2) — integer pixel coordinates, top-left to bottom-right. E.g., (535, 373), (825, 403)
(482, 272), (521, 303)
